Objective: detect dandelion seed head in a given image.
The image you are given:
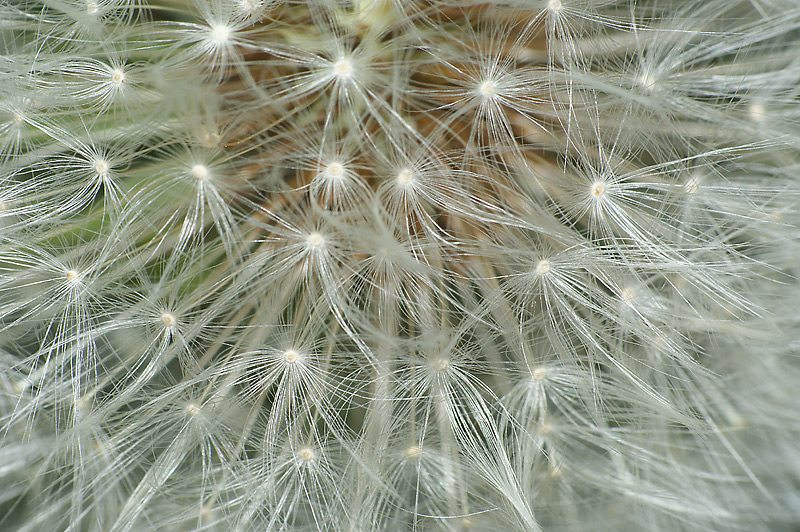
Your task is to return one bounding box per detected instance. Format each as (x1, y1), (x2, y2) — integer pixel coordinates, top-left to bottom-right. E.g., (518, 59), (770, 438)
(209, 24), (231, 44)
(238, 0), (263, 14)
(535, 259), (551, 276)
(685, 175), (701, 195)
(110, 68), (125, 86)
(396, 168), (415, 185)
(478, 80), (497, 99)
(636, 72), (657, 92)
(306, 232), (325, 248)
(93, 159), (109, 176)
(5, 2), (800, 530)
(731, 415), (748, 428)
(200, 507), (216, 523)
(749, 101), (766, 123)
(326, 162), (345, 178)
(591, 181), (606, 199)
(283, 349), (299, 364)
(191, 164), (209, 180)
(621, 286), (637, 304)
(532, 367), (548, 381)
(75, 397), (92, 412)
(333, 58), (354, 79)
(297, 446), (316, 463)
(12, 379), (30, 395)
(161, 312), (177, 327)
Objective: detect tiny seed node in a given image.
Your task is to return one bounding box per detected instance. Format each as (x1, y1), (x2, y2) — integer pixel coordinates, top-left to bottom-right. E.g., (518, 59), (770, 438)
(191, 164), (209, 180)
(326, 162), (344, 178)
(333, 59), (353, 78)
(94, 159), (109, 176)
(210, 24), (231, 43)
(298, 447), (316, 462)
(397, 168), (414, 185)
(111, 69), (125, 86)
(536, 259), (551, 276)
(306, 232), (324, 248)
(478, 80), (496, 98)
(283, 349), (299, 364)
(405, 445), (420, 458)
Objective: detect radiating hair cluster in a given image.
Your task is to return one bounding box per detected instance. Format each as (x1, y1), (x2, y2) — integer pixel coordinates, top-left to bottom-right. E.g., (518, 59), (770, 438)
(2, 1), (800, 531)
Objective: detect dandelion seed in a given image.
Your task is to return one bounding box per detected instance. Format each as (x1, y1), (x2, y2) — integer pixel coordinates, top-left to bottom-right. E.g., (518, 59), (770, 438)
(478, 80), (497, 99)
(306, 232), (325, 248)
(333, 58), (354, 79)
(93, 159), (109, 176)
(326, 162), (345, 178)
(190, 164), (209, 180)
(161, 312), (177, 327)
(684, 175), (701, 195)
(535, 259), (551, 276)
(65, 270), (80, 283)
(637, 72), (658, 93)
(620, 286), (637, 304)
(110, 68), (125, 86)
(532, 367), (548, 381)
(209, 24), (231, 44)
(591, 181), (606, 199)
(749, 101), (767, 123)
(297, 446), (316, 463)
(238, 0), (262, 14)
(283, 349), (299, 364)
(396, 168), (414, 185)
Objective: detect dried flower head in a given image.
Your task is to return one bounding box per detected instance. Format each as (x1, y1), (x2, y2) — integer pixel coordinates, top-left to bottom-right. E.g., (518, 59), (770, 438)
(2, 1), (800, 531)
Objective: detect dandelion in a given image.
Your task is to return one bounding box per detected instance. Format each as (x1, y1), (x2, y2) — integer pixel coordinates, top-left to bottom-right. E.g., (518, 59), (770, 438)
(2, 1), (800, 532)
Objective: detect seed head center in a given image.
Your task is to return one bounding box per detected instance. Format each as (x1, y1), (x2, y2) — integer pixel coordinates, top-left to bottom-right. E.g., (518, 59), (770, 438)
(536, 259), (551, 276)
(333, 59), (353, 78)
(210, 24), (231, 43)
(111, 69), (125, 86)
(191, 164), (209, 180)
(93, 159), (109, 176)
(326, 162), (344, 178)
(478, 80), (496, 98)
(397, 168), (414, 185)
(306, 232), (324, 248)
